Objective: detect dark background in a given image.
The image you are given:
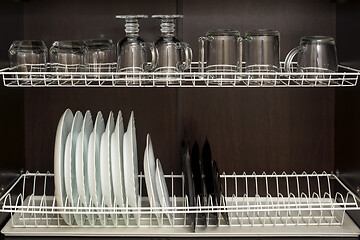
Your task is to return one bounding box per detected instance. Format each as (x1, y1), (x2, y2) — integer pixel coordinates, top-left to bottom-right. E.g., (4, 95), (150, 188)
(0, 0), (358, 194)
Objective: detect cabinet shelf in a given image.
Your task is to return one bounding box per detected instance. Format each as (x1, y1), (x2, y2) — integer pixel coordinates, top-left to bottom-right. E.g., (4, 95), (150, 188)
(1, 63), (359, 88)
(1, 171), (360, 237)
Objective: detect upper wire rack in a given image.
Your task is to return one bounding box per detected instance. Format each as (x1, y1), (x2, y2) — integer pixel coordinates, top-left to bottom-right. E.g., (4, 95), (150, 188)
(1, 62), (359, 87)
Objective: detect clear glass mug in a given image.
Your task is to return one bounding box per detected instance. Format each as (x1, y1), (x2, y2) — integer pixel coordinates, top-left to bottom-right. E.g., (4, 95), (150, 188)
(116, 15), (157, 77)
(284, 36), (338, 84)
(9, 40), (48, 74)
(244, 29), (280, 84)
(199, 29), (242, 77)
(50, 41), (87, 77)
(199, 29), (242, 83)
(84, 39), (116, 75)
(152, 15), (192, 78)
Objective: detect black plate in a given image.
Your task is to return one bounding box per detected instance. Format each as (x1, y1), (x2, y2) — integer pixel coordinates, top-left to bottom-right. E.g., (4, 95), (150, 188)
(182, 133), (195, 232)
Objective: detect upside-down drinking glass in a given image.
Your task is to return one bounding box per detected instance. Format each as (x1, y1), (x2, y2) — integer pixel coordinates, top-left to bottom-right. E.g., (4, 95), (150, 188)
(152, 15), (192, 81)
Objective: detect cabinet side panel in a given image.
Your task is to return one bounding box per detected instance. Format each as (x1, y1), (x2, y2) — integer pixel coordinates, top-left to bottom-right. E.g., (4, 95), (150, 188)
(335, 0), (360, 194)
(0, 1), (24, 171)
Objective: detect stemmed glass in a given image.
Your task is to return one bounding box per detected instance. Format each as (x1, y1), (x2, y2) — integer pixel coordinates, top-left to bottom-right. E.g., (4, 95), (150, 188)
(116, 15), (156, 83)
(152, 15), (192, 81)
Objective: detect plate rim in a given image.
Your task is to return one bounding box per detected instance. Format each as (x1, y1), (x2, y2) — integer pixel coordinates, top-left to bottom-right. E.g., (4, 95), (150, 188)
(54, 109), (73, 225)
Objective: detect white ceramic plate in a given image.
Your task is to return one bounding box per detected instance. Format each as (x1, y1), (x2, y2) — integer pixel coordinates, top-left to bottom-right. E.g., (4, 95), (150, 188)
(75, 110), (93, 225)
(123, 111), (140, 225)
(155, 159), (173, 225)
(110, 111), (126, 223)
(64, 111), (83, 225)
(144, 134), (160, 224)
(54, 109), (73, 225)
(87, 111), (105, 225)
(100, 111), (116, 225)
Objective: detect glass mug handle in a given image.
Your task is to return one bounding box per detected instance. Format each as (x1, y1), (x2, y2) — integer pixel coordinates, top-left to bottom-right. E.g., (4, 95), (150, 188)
(284, 46), (303, 72)
(198, 37), (206, 73)
(237, 37), (244, 72)
(176, 42), (193, 71)
(142, 42), (158, 72)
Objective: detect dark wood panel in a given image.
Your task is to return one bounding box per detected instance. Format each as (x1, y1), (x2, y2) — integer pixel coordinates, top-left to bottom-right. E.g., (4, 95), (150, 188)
(0, 1), (24, 171)
(0, 1), (24, 62)
(182, 88), (334, 174)
(183, 0), (336, 60)
(335, 1), (360, 193)
(24, 88), (178, 174)
(0, 86), (24, 171)
(24, 0), (177, 48)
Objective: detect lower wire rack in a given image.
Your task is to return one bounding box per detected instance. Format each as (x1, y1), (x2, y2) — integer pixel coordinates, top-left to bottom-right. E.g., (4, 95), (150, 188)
(1, 171), (360, 237)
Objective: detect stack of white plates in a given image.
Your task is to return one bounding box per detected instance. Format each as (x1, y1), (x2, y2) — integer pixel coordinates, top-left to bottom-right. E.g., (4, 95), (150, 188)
(54, 109), (171, 226)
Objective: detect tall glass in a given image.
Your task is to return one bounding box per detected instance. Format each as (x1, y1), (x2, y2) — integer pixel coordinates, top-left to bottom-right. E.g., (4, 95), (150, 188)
(243, 29), (280, 85)
(199, 29), (242, 81)
(244, 30), (280, 72)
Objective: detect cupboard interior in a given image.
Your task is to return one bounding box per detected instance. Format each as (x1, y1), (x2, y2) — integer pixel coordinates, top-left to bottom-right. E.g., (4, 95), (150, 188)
(0, 0), (359, 213)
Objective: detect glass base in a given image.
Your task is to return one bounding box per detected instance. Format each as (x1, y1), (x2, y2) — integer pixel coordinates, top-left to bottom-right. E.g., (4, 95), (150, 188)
(245, 65), (280, 86)
(204, 65), (239, 84)
(153, 67), (182, 84)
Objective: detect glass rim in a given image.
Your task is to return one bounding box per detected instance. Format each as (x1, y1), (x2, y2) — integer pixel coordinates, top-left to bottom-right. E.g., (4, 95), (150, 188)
(206, 29), (240, 37)
(245, 29), (280, 36)
(84, 39), (114, 48)
(51, 40), (85, 47)
(301, 36), (335, 44)
(50, 41), (87, 52)
(10, 40), (47, 48)
(12, 40), (46, 44)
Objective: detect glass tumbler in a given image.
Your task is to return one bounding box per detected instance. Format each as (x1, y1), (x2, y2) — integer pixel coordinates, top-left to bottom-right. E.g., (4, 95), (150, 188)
(84, 39), (116, 75)
(50, 41), (87, 79)
(244, 29), (280, 84)
(152, 15), (192, 80)
(9, 40), (47, 76)
(284, 36), (338, 84)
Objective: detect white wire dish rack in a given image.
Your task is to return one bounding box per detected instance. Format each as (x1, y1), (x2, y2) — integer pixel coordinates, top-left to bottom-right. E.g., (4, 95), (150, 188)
(1, 171), (360, 237)
(1, 62), (359, 87)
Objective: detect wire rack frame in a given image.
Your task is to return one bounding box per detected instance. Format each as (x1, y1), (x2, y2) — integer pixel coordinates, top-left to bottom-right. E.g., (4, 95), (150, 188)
(1, 62), (359, 87)
(0, 171), (359, 228)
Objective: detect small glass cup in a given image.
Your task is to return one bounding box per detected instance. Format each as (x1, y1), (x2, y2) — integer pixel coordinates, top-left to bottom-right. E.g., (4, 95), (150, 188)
(50, 41), (87, 81)
(284, 36), (338, 85)
(84, 39), (116, 78)
(244, 29), (280, 85)
(8, 40), (48, 82)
